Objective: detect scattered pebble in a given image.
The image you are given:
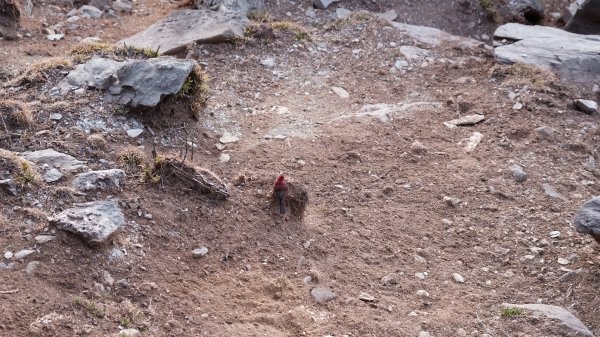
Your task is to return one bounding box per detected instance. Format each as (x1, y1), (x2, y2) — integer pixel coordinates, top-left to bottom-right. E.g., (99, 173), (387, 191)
(443, 196), (461, 207)
(416, 289), (430, 298)
(512, 102), (523, 110)
(43, 169), (63, 183)
(331, 86), (349, 99)
(49, 113), (63, 121)
(510, 164), (527, 182)
(219, 153), (231, 163)
(543, 183), (566, 201)
(118, 328), (140, 336)
(557, 258), (570, 265)
(14, 249), (34, 259)
(4, 251), (13, 259)
(25, 261), (40, 275)
(452, 273), (465, 283)
(260, 57), (276, 68)
(381, 273), (400, 285)
(549, 231), (561, 238)
(358, 292), (376, 302)
(574, 99), (598, 114)
(415, 272), (427, 280)
(192, 247), (209, 258)
(127, 128), (144, 138)
(35, 235), (56, 244)
(310, 286), (337, 302)
(535, 126), (555, 140)
(219, 133), (239, 144)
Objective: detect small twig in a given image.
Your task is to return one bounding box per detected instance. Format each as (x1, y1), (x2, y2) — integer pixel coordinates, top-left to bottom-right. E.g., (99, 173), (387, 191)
(372, 167), (393, 182)
(476, 309), (495, 337)
(0, 289), (19, 294)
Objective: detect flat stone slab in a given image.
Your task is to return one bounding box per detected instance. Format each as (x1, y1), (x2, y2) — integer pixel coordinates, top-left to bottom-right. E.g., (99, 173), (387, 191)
(49, 200), (125, 244)
(117, 8), (249, 55)
(494, 23), (600, 82)
(72, 169), (126, 192)
(20, 149), (86, 171)
(502, 303), (594, 337)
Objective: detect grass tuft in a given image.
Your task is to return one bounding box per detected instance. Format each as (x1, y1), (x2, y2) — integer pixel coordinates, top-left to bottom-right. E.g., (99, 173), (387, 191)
(0, 100), (33, 128)
(501, 307), (524, 318)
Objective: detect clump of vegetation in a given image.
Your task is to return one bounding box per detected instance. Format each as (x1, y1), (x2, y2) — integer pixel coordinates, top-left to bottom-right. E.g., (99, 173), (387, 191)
(86, 134), (107, 150)
(247, 10), (270, 23)
(4, 58), (73, 87)
(140, 153), (165, 185)
(118, 146), (146, 173)
(177, 65), (211, 116)
(328, 12), (388, 30)
(244, 20), (311, 42)
(74, 297), (105, 318)
(70, 42), (160, 63)
(0, 100), (33, 128)
(114, 44), (161, 59)
(480, 0), (504, 22)
(0, 149), (41, 189)
(501, 307), (524, 318)
(490, 63), (558, 89)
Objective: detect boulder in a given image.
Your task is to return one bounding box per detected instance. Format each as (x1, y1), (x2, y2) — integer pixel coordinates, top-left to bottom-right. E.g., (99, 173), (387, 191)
(564, 0), (600, 35)
(0, 0), (20, 39)
(501, 303), (594, 337)
(79, 5), (103, 19)
(59, 57), (197, 108)
(494, 23), (600, 82)
(117, 9), (249, 55)
(499, 0), (545, 24)
(72, 169), (126, 192)
(111, 0), (132, 13)
(391, 22), (481, 48)
(313, 0), (339, 9)
(574, 196), (600, 243)
(106, 58), (196, 107)
(49, 200), (125, 244)
(193, 0), (264, 15)
(20, 149), (86, 171)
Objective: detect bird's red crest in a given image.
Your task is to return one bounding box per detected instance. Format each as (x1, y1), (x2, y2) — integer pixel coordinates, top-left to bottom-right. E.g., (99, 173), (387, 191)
(276, 175), (285, 183)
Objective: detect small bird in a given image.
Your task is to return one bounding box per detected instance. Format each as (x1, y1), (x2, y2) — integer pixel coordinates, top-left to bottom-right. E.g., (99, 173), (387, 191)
(273, 175), (289, 214)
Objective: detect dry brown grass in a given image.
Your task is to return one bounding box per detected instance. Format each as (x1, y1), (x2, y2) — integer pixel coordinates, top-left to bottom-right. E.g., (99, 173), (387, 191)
(490, 63), (558, 89)
(0, 149), (42, 188)
(86, 134), (107, 150)
(177, 65), (210, 118)
(4, 58), (73, 88)
(0, 100), (33, 128)
(118, 146), (146, 173)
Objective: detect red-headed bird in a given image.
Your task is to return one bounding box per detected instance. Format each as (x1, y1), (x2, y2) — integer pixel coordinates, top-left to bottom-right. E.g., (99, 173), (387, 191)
(273, 175), (289, 214)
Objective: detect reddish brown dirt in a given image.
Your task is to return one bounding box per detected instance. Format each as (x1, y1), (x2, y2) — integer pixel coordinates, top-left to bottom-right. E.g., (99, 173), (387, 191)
(1, 1), (599, 337)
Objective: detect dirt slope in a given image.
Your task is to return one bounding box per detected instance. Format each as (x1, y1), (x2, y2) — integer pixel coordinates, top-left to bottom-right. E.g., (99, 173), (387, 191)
(1, 1), (599, 337)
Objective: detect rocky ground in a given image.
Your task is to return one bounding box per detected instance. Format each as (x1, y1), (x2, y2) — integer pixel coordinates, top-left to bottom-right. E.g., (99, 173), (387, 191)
(1, 0), (600, 337)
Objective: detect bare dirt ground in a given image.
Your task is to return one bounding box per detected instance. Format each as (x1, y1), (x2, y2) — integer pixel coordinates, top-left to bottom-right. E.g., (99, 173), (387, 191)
(1, 0), (600, 337)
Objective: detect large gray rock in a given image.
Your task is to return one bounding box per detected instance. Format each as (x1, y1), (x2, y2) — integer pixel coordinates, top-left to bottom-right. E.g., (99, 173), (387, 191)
(106, 58), (196, 107)
(194, 0), (264, 15)
(0, 0), (21, 39)
(60, 57), (197, 108)
(79, 5), (103, 19)
(494, 23), (600, 82)
(58, 57), (122, 94)
(117, 9), (249, 55)
(20, 149), (86, 171)
(391, 22), (481, 48)
(564, 0), (600, 35)
(501, 0), (545, 24)
(313, 0), (339, 9)
(574, 196), (600, 243)
(49, 200), (125, 244)
(72, 169), (126, 192)
(502, 303), (594, 337)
